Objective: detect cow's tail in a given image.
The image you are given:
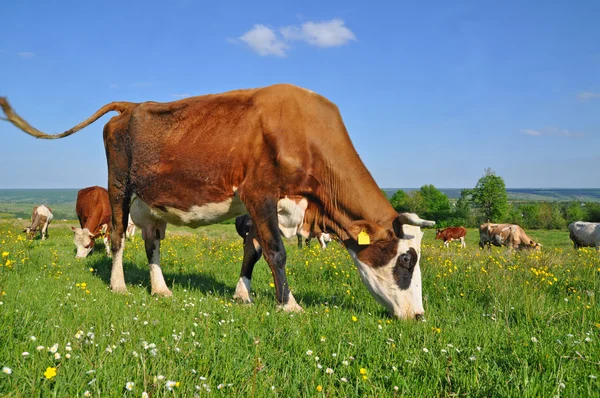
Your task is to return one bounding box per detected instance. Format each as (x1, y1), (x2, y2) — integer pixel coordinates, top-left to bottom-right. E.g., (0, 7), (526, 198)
(0, 97), (135, 140)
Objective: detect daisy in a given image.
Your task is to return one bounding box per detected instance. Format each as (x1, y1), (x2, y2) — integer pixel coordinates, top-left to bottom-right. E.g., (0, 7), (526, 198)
(125, 381), (134, 391)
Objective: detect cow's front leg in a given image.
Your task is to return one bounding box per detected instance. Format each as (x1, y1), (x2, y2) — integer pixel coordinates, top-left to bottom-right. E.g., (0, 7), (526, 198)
(234, 225), (262, 304)
(41, 223), (48, 240)
(248, 197), (302, 312)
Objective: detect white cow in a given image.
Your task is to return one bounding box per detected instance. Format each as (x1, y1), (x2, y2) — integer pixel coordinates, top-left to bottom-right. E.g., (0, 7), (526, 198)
(568, 222), (600, 250)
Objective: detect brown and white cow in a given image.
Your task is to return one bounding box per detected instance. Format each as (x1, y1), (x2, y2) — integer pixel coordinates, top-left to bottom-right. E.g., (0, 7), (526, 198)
(435, 227), (467, 248)
(236, 200), (331, 249)
(1, 84), (435, 319)
(479, 223), (541, 251)
(72, 186), (112, 258)
(568, 221), (600, 250)
(126, 214), (136, 240)
(23, 205), (53, 240)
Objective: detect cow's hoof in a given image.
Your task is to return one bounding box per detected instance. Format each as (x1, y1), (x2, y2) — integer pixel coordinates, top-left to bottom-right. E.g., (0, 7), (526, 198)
(152, 288), (173, 297)
(111, 285), (128, 294)
(233, 278), (253, 304)
(233, 292), (254, 304)
(279, 302), (304, 313)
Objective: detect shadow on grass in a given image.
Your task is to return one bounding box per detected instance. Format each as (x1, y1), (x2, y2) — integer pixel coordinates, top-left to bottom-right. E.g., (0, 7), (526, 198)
(87, 255), (234, 297)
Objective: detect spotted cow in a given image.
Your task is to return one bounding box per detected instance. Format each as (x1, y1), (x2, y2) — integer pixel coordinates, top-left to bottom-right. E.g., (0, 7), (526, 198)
(1, 84), (435, 319)
(479, 223), (541, 251)
(23, 205), (53, 240)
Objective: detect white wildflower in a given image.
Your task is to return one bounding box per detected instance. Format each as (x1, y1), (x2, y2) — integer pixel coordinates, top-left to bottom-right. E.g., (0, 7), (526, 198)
(341, 377), (348, 382)
(49, 344), (59, 353)
(22, 352), (30, 357)
(2, 367), (12, 375)
(326, 368), (334, 374)
(531, 337), (538, 343)
(54, 353), (61, 360)
(125, 381), (134, 391)
(306, 350), (313, 356)
(30, 336), (36, 341)
(469, 356), (476, 361)
(422, 347), (429, 353)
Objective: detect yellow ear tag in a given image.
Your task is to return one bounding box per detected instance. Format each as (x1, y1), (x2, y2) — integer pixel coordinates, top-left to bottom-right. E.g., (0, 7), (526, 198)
(358, 229), (370, 245)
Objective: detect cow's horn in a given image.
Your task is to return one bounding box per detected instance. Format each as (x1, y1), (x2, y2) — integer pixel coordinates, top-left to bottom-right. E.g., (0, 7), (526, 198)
(397, 212), (436, 227)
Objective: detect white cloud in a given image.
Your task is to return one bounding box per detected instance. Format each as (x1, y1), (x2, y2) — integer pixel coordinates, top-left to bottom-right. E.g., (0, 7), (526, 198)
(17, 52), (35, 59)
(522, 129), (542, 136)
(172, 93), (191, 98)
(109, 83), (119, 89)
(281, 19), (356, 47)
(521, 128), (585, 138)
(577, 91), (600, 101)
(237, 19), (356, 56)
(239, 24), (288, 57)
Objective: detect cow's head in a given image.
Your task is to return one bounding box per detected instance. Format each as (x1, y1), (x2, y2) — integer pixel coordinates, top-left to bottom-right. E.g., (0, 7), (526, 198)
(345, 213), (434, 320)
(71, 226), (95, 258)
(23, 227), (35, 240)
(435, 229), (442, 240)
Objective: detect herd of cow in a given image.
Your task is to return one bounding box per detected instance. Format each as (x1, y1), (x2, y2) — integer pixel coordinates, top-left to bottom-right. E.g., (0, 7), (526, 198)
(3, 84), (599, 320)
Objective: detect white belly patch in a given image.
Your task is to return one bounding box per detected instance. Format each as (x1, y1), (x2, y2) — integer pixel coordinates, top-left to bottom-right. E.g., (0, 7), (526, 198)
(132, 194), (248, 228)
(277, 197), (308, 239)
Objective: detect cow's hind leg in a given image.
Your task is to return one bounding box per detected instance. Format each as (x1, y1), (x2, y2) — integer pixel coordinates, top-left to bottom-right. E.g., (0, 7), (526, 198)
(108, 191), (130, 293)
(460, 237), (466, 248)
(245, 196), (302, 312)
(234, 225), (262, 303)
(130, 198), (171, 296)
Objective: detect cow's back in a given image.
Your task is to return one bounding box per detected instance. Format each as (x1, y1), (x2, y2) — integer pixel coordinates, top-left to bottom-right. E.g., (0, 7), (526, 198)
(76, 186), (112, 236)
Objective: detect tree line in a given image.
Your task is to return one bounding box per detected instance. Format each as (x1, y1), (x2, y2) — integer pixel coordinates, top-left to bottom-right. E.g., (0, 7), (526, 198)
(386, 169), (600, 229)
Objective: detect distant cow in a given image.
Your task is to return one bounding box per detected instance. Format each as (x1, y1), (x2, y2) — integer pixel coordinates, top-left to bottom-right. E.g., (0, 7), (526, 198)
(72, 186), (112, 258)
(479, 223), (541, 251)
(435, 227), (467, 248)
(235, 205), (332, 250)
(23, 205), (53, 240)
(568, 222), (600, 250)
(126, 214), (136, 240)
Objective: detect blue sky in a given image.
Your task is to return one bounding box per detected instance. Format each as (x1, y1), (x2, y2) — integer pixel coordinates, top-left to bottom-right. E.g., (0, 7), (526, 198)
(1, 0), (598, 189)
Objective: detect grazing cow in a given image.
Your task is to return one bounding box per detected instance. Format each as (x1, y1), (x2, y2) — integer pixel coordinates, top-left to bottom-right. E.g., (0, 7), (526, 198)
(479, 223), (541, 251)
(1, 84), (435, 319)
(435, 227), (467, 248)
(236, 201), (332, 249)
(23, 205), (53, 240)
(126, 214), (136, 240)
(72, 186), (112, 258)
(568, 222), (600, 250)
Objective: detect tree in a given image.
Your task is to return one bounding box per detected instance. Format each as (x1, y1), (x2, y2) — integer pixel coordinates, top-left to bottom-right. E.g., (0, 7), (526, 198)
(565, 202), (584, 223)
(419, 184), (451, 221)
(389, 189), (409, 212)
(470, 169), (509, 222)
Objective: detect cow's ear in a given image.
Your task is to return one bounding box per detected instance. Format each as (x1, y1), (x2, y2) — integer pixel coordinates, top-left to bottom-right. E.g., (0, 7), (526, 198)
(71, 226), (77, 232)
(348, 220), (390, 244)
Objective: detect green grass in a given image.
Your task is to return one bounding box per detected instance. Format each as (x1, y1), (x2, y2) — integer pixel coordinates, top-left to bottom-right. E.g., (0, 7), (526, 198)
(0, 222), (598, 397)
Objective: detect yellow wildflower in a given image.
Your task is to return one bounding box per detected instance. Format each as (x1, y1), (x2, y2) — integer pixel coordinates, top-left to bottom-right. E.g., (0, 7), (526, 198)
(44, 367), (57, 379)
(316, 385), (323, 392)
(352, 316), (358, 322)
(1, 252), (8, 258)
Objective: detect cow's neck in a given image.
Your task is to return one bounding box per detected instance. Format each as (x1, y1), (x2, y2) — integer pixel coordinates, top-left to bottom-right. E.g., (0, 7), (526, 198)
(316, 158), (398, 240)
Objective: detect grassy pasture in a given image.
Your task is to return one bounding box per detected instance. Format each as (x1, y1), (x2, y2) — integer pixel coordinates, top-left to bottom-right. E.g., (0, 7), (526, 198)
(0, 221), (598, 397)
